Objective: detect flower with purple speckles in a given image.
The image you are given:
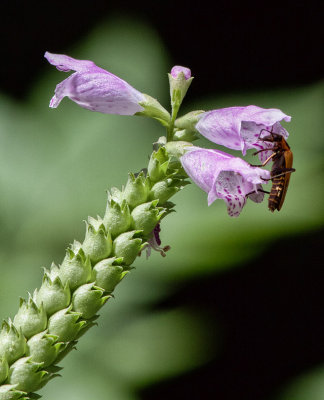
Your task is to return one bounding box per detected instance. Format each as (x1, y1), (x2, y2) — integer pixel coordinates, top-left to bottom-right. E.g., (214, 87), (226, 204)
(195, 106), (291, 162)
(180, 146), (271, 217)
(145, 224), (170, 258)
(170, 66), (191, 80)
(45, 52), (146, 115)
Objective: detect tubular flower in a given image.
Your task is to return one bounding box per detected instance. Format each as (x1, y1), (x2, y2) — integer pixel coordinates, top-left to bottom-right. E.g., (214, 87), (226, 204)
(45, 52), (145, 115)
(195, 106), (291, 161)
(180, 147), (271, 217)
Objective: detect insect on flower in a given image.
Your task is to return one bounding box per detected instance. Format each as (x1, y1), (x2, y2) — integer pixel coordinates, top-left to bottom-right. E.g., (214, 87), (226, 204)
(252, 130), (295, 212)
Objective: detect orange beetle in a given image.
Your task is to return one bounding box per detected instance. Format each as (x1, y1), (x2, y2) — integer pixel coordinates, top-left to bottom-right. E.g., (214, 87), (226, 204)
(253, 131), (295, 212)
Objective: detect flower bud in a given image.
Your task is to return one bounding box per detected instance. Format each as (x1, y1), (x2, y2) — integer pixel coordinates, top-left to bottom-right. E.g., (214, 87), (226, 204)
(148, 147), (170, 182)
(0, 321), (27, 365)
(0, 356), (9, 384)
(149, 178), (188, 205)
(122, 172), (150, 209)
(113, 231), (145, 266)
(136, 94), (171, 126)
(72, 283), (110, 319)
(59, 247), (92, 291)
(103, 199), (131, 238)
(13, 297), (47, 339)
(8, 357), (47, 393)
(131, 200), (166, 236)
(92, 258), (128, 293)
(82, 219), (112, 263)
(168, 66), (193, 111)
(172, 129), (199, 142)
(35, 272), (71, 316)
(0, 384), (26, 399)
(26, 331), (65, 368)
(47, 307), (85, 342)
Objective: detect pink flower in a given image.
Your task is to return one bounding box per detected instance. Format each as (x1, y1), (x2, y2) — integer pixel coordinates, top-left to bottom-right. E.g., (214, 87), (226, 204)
(180, 146), (270, 217)
(170, 66), (191, 80)
(45, 52), (145, 115)
(195, 106), (291, 162)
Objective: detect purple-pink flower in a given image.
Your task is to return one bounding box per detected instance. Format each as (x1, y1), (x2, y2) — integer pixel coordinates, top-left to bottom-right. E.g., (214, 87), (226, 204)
(195, 106), (291, 162)
(180, 146), (270, 217)
(170, 66), (191, 80)
(45, 52), (145, 115)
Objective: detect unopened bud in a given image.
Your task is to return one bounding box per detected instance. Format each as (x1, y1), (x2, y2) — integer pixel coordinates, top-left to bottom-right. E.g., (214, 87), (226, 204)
(92, 258), (128, 293)
(59, 247), (92, 291)
(82, 219), (112, 263)
(103, 199), (131, 238)
(131, 200), (166, 236)
(72, 283), (110, 319)
(13, 296), (47, 339)
(8, 357), (48, 393)
(26, 331), (65, 367)
(0, 321), (27, 365)
(113, 231), (145, 265)
(123, 172), (150, 209)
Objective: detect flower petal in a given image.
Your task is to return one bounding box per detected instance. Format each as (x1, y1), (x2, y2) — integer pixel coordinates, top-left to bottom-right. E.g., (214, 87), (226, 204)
(170, 66), (191, 80)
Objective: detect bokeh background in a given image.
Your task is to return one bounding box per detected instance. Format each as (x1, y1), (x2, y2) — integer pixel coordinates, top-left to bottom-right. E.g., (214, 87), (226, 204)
(0, 1), (323, 399)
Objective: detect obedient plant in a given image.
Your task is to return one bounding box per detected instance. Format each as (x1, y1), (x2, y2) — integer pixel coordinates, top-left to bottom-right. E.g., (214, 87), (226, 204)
(0, 52), (291, 399)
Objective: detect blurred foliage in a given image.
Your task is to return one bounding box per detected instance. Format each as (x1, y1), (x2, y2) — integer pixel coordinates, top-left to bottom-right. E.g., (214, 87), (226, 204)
(0, 15), (323, 400)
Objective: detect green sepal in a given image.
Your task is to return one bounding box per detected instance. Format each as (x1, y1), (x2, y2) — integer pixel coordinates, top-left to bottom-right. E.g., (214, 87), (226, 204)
(113, 230), (145, 266)
(47, 307), (85, 342)
(0, 356), (9, 384)
(122, 172), (150, 209)
(26, 331), (66, 368)
(0, 384), (27, 400)
(92, 258), (128, 293)
(72, 283), (110, 319)
(148, 147), (170, 182)
(168, 72), (193, 111)
(149, 178), (189, 205)
(74, 315), (99, 340)
(53, 340), (77, 364)
(82, 219), (112, 263)
(13, 296), (47, 340)
(35, 271), (71, 316)
(131, 200), (166, 236)
(164, 140), (193, 159)
(8, 357), (48, 393)
(59, 247), (92, 291)
(0, 320), (27, 366)
(136, 94), (171, 127)
(103, 199), (131, 239)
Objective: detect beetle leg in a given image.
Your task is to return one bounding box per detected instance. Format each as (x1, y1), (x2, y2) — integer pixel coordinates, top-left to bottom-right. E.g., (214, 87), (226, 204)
(250, 152), (276, 167)
(246, 189), (270, 197)
(271, 168), (296, 178)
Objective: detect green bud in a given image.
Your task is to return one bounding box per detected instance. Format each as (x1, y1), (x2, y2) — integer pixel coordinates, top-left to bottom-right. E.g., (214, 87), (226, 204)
(149, 179), (183, 204)
(148, 147), (170, 182)
(168, 72), (193, 110)
(13, 297), (47, 340)
(47, 262), (60, 281)
(113, 231), (145, 266)
(26, 331), (65, 368)
(174, 110), (204, 131)
(136, 94), (171, 127)
(131, 200), (166, 236)
(122, 172), (150, 209)
(165, 140), (193, 159)
(35, 272), (70, 316)
(92, 258), (128, 293)
(103, 199), (131, 239)
(172, 129), (199, 142)
(72, 283), (110, 319)
(8, 357), (47, 393)
(59, 247), (92, 291)
(0, 384), (26, 400)
(0, 321), (26, 365)
(82, 220), (112, 263)
(0, 356), (9, 384)
(47, 307), (85, 342)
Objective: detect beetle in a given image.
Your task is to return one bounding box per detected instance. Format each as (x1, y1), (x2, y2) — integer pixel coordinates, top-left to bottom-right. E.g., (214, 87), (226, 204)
(252, 129), (295, 212)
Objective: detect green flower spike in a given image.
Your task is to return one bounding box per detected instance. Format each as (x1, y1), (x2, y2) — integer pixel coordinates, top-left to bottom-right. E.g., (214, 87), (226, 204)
(0, 321), (26, 366)
(92, 257), (128, 293)
(122, 171), (150, 209)
(82, 218), (112, 264)
(34, 272), (70, 316)
(72, 283), (110, 319)
(58, 247), (92, 291)
(8, 357), (48, 393)
(103, 199), (131, 239)
(13, 298), (47, 340)
(113, 230), (146, 266)
(131, 200), (166, 236)
(26, 331), (65, 368)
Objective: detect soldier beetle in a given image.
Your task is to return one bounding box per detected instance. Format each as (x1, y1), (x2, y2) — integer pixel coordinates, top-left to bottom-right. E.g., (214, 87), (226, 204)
(251, 129), (295, 212)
